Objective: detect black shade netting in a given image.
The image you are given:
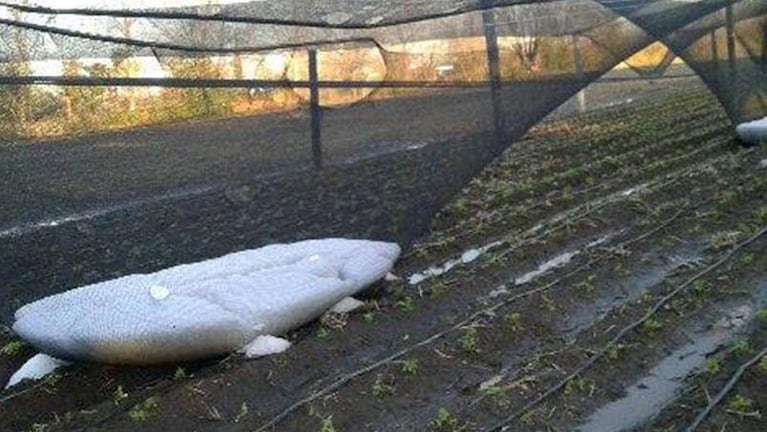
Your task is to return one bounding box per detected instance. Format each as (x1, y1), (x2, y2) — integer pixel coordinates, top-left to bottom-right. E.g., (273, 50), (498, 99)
(0, 0), (764, 318)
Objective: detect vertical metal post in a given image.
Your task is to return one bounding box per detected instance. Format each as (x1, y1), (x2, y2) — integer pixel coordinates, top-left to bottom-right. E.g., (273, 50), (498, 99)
(308, 48), (322, 170)
(761, 21), (767, 73)
(725, 5), (737, 72)
(482, 4), (507, 148)
(571, 34), (586, 113)
(725, 4), (738, 115)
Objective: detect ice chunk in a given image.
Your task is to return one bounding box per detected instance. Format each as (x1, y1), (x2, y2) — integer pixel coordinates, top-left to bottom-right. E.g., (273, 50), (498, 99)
(6, 354), (69, 389)
(330, 297), (366, 314)
(461, 249), (481, 263)
(239, 336), (292, 358)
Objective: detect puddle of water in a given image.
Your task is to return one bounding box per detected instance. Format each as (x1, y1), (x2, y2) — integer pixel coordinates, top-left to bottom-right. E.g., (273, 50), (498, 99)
(563, 248), (704, 335)
(577, 280), (767, 432)
(576, 325), (735, 432)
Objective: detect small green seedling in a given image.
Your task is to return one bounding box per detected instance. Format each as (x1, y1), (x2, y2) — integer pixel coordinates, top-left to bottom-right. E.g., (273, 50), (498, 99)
(234, 402), (249, 423)
(740, 253), (755, 266)
(564, 377), (587, 395)
(606, 343), (622, 361)
(691, 281), (711, 300)
(641, 318), (663, 336)
(319, 416), (337, 432)
(756, 308), (767, 324)
(733, 340), (755, 358)
(113, 385), (129, 405)
(396, 296), (416, 314)
(727, 394), (755, 413)
(316, 327), (330, 340)
(505, 313), (523, 332)
(757, 356), (767, 375)
(372, 373), (395, 398)
(482, 386), (510, 409)
(710, 231), (740, 251)
(459, 327), (480, 354)
(756, 206), (767, 224)
(520, 411), (536, 426)
(173, 367), (188, 380)
(704, 358), (722, 377)
(128, 397), (158, 422)
(401, 358), (420, 376)
(428, 407), (460, 432)
(0, 341), (24, 357)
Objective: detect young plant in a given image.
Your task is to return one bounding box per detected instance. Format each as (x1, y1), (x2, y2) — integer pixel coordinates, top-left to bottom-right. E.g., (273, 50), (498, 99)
(727, 394), (755, 413)
(128, 397), (158, 422)
(482, 386), (510, 409)
(0, 340), (23, 357)
(691, 280), (711, 300)
(316, 327), (331, 340)
(704, 358), (722, 377)
(458, 326), (480, 354)
(401, 358), (420, 376)
(564, 377), (587, 395)
(372, 373), (396, 398)
(319, 416), (337, 432)
(757, 356), (767, 376)
(505, 313), (523, 332)
(113, 385), (129, 405)
(396, 295), (416, 314)
(641, 318), (663, 336)
(709, 231), (741, 251)
(756, 308), (767, 324)
(428, 407), (460, 432)
(173, 367), (188, 380)
(733, 340), (755, 358)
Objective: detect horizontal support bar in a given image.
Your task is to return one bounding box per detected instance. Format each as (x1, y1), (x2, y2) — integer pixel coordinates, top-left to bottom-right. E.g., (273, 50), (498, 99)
(0, 74), (696, 89)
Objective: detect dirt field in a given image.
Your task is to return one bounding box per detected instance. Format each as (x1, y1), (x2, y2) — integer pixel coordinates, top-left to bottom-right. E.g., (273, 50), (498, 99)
(1, 80), (766, 432)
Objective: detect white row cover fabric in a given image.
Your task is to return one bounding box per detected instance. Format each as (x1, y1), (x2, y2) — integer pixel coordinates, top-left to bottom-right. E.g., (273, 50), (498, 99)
(12, 238), (400, 365)
(736, 117), (767, 146)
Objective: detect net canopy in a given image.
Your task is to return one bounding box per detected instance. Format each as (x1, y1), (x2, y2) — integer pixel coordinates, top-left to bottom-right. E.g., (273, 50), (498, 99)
(0, 0), (765, 318)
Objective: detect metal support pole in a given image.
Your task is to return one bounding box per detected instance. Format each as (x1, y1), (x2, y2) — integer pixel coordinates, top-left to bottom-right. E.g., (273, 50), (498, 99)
(761, 21), (767, 73)
(572, 34), (586, 113)
(725, 5), (737, 72)
(725, 4), (738, 115)
(308, 48), (322, 170)
(482, 4), (507, 148)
